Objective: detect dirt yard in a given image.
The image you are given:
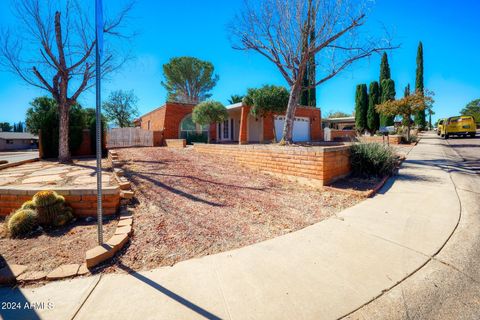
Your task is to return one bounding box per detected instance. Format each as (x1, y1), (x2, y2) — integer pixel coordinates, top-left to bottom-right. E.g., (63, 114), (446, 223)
(0, 219), (117, 272)
(104, 146), (364, 272)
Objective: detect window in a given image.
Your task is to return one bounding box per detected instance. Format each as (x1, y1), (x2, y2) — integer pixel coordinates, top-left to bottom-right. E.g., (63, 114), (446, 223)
(179, 114), (209, 143)
(223, 120), (229, 139)
(147, 120), (151, 130)
(6, 140), (14, 144)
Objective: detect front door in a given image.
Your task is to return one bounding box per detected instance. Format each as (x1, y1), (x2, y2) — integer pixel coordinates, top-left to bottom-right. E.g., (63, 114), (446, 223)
(218, 119), (234, 141)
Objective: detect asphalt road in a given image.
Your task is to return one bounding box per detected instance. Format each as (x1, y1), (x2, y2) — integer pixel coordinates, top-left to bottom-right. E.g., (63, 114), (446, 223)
(345, 133), (480, 320)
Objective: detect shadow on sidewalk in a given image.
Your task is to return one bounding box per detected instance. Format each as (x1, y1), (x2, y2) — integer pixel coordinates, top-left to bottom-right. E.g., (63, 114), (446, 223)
(0, 256), (41, 320)
(117, 263), (223, 320)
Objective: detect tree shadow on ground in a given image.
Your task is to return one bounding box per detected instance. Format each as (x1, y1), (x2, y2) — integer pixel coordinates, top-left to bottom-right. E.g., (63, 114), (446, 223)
(125, 169), (225, 207)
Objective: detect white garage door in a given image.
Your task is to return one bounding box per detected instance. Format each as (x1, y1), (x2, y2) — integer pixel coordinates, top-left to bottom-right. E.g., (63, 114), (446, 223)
(274, 116), (310, 142)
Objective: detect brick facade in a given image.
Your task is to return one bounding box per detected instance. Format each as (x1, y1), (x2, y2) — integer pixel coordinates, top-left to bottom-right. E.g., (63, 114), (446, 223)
(137, 103), (322, 144)
(194, 144), (350, 186)
(137, 102), (195, 140)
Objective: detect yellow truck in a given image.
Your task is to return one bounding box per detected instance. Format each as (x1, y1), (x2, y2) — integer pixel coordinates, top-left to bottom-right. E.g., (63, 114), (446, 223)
(437, 118), (446, 136)
(441, 115), (477, 139)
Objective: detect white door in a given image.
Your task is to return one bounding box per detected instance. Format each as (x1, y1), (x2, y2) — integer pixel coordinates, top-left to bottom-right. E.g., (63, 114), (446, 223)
(274, 116), (310, 142)
(218, 119), (233, 141)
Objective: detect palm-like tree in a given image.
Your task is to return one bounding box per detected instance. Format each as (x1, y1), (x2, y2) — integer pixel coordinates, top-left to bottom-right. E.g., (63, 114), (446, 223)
(228, 94), (244, 104)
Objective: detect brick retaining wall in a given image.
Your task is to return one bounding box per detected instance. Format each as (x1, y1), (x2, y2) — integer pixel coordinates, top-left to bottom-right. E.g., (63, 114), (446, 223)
(359, 135), (402, 145)
(194, 144), (350, 186)
(165, 139), (186, 148)
(0, 188), (120, 217)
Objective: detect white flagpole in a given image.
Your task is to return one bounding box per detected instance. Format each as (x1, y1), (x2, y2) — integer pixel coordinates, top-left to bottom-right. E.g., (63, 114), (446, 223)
(95, 0), (104, 245)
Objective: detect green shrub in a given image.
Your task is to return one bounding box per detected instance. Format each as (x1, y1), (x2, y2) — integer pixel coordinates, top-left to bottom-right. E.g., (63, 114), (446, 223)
(350, 142), (397, 177)
(7, 209), (38, 238)
(32, 191), (73, 227)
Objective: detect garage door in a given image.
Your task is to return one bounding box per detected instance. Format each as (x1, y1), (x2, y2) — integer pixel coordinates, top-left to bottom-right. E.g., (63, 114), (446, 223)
(274, 116), (310, 142)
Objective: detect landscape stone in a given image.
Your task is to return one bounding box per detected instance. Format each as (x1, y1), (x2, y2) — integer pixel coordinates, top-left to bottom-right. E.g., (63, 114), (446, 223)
(17, 271), (47, 282)
(46, 264), (80, 280)
(0, 264), (27, 284)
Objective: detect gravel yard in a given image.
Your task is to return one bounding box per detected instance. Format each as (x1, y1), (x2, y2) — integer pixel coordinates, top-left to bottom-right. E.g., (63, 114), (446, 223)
(106, 146), (364, 272)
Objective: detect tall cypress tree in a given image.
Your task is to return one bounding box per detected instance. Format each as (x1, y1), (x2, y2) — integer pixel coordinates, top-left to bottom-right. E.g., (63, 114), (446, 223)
(414, 42), (426, 129)
(300, 0), (316, 107)
(355, 84), (368, 133)
(379, 52), (393, 126)
(380, 79), (396, 127)
(367, 81), (380, 133)
(307, 22), (316, 106)
(379, 52), (391, 93)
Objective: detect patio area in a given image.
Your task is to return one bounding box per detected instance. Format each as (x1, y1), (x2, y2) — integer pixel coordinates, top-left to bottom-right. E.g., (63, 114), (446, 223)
(0, 159), (120, 216)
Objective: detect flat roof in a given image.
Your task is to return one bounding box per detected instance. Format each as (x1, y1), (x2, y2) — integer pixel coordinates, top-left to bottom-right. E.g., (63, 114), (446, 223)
(322, 117), (355, 123)
(0, 132), (38, 140)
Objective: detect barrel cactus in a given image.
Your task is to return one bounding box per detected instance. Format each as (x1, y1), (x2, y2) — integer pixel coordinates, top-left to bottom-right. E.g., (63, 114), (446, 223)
(32, 191), (73, 227)
(7, 209), (38, 238)
(21, 200), (36, 210)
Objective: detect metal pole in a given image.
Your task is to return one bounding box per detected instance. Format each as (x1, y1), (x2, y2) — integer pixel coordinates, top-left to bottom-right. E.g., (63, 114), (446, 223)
(95, 6), (103, 245)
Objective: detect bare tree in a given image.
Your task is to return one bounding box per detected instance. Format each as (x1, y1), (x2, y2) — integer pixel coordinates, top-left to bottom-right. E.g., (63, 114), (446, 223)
(0, 0), (134, 162)
(230, 0), (398, 144)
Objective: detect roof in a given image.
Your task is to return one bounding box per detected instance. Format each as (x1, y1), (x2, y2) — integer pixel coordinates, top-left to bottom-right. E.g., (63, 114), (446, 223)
(225, 102), (244, 110)
(322, 116), (355, 123)
(0, 132), (38, 140)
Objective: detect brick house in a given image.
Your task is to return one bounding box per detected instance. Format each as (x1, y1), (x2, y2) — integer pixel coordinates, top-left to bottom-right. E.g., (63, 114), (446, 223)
(135, 101), (322, 144)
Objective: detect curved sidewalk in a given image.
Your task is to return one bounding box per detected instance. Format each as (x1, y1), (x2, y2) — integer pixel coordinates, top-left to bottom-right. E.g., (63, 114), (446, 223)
(0, 136), (461, 320)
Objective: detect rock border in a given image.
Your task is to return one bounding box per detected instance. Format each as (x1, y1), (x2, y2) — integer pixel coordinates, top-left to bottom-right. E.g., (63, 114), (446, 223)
(0, 151), (136, 286)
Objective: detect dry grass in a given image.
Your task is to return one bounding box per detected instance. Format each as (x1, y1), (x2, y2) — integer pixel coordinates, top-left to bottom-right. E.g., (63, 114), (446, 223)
(101, 146), (363, 273)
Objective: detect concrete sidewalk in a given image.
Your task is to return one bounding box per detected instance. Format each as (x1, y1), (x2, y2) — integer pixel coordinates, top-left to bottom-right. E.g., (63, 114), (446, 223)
(0, 136), (463, 320)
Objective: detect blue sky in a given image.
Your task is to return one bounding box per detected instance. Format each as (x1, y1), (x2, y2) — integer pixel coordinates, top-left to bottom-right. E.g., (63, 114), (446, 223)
(0, 0), (479, 124)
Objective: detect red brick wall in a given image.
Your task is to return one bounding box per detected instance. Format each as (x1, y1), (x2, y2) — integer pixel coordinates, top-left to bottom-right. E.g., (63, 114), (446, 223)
(359, 135), (402, 145)
(193, 144), (350, 186)
(138, 102), (196, 141)
(139, 106), (167, 132)
(0, 192), (120, 217)
(163, 103), (195, 139)
(330, 130), (356, 141)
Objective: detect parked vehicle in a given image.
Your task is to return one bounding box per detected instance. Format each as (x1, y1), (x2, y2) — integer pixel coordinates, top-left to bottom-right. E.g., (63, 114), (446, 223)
(441, 116), (477, 139)
(437, 119), (446, 136)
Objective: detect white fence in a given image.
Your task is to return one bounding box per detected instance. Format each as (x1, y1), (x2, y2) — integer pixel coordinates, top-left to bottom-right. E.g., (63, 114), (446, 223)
(107, 127), (153, 148)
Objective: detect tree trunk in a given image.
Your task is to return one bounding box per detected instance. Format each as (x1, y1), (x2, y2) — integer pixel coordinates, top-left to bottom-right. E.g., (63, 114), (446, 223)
(280, 84), (301, 144)
(58, 102), (71, 163)
(406, 121), (411, 142)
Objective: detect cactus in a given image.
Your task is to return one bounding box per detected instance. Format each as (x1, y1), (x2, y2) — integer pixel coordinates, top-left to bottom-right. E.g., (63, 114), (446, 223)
(7, 209), (38, 238)
(32, 190), (59, 208)
(21, 200), (36, 210)
(32, 191), (73, 227)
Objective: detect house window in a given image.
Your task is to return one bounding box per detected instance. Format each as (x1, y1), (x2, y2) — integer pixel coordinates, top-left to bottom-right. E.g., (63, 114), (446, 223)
(6, 140), (14, 144)
(147, 120), (151, 130)
(223, 120), (229, 139)
(179, 114), (208, 143)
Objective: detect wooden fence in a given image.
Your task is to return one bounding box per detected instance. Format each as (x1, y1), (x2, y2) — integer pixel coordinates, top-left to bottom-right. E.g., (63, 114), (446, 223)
(107, 127), (154, 148)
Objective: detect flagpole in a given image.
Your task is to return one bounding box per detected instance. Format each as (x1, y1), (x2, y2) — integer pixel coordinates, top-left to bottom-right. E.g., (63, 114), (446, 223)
(95, 0), (104, 245)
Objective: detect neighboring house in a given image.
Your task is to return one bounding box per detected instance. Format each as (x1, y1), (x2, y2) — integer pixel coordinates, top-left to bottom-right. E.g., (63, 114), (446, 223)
(0, 132), (38, 151)
(322, 116), (355, 130)
(135, 101), (322, 144)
